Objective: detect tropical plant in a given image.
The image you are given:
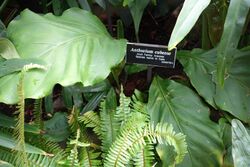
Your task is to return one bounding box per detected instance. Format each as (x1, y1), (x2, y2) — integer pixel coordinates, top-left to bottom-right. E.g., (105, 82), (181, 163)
(0, 0), (250, 166)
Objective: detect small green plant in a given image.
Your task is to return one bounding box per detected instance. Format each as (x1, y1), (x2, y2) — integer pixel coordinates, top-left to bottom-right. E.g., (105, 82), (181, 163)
(59, 89), (187, 167)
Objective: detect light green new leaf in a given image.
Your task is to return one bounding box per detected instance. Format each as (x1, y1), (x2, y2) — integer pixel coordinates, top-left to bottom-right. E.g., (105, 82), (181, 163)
(0, 8), (126, 104)
(217, 0), (250, 87)
(168, 0), (210, 50)
(0, 133), (48, 155)
(232, 119), (250, 167)
(178, 48), (250, 122)
(148, 77), (224, 167)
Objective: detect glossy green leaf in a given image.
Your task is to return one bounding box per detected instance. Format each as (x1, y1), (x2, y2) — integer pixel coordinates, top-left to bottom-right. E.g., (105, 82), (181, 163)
(232, 119), (250, 167)
(0, 133), (48, 155)
(177, 49), (217, 107)
(0, 113), (40, 134)
(168, 0), (210, 50)
(217, 0), (250, 87)
(44, 112), (70, 142)
(0, 8), (126, 104)
(148, 77), (224, 166)
(178, 48), (250, 122)
(0, 38), (19, 59)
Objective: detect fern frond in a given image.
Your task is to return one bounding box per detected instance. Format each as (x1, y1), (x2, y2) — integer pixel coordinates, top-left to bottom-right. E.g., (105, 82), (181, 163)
(33, 99), (43, 130)
(99, 95), (117, 157)
(79, 111), (101, 136)
(13, 71), (28, 167)
(114, 91), (131, 134)
(68, 106), (79, 134)
(104, 123), (187, 167)
(0, 148), (62, 167)
(133, 144), (155, 167)
(80, 148), (102, 167)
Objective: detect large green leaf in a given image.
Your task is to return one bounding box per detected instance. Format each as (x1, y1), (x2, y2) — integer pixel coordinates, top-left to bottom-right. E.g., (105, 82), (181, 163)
(148, 77), (224, 166)
(0, 160), (14, 167)
(0, 8), (126, 104)
(178, 48), (250, 122)
(217, 0), (250, 87)
(231, 119), (250, 167)
(168, 0), (211, 50)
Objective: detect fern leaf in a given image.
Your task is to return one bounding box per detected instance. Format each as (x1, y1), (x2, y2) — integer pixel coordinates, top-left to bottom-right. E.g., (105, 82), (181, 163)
(33, 99), (43, 129)
(80, 148), (102, 167)
(68, 106), (80, 134)
(133, 144), (155, 167)
(79, 111), (101, 136)
(99, 89), (117, 157)
(114, 90), (131, 129)
(104, 123), (187, 167)
(13, 70), (28, 167)
(0, 148), (62, 167)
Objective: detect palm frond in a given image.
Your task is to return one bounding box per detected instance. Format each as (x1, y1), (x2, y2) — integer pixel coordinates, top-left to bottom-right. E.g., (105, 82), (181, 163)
(104, 123), (187, 167)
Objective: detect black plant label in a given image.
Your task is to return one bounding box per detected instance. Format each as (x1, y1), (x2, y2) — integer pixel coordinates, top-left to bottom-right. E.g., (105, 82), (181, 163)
(126, 42), (176, 68)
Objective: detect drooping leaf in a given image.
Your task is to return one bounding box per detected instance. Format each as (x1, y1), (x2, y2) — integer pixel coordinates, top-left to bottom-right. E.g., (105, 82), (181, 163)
(0, 113), (40, 134)
(0, 133), (49, 155)
(0, 8), (126, 104)
(168, 0), (211, 50)
(0, 38), (19, 59)
(217, 0), (250, 87)
(232, 119), (250, 167)
(178, 48), (250, 122)
(44, 112), (70, 142)
(148, 77), (224, 166)
(0, 58), (46, 78)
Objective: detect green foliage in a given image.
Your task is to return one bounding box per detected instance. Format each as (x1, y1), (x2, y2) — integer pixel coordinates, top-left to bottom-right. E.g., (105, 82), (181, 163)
(148, 77), (224, 166)
(0, 8), (126, 104)
(80, 89), (187, 167)
(44, 112), (70, 142)
(168, 0), (211, 50)
(217, 0), (250, 87)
